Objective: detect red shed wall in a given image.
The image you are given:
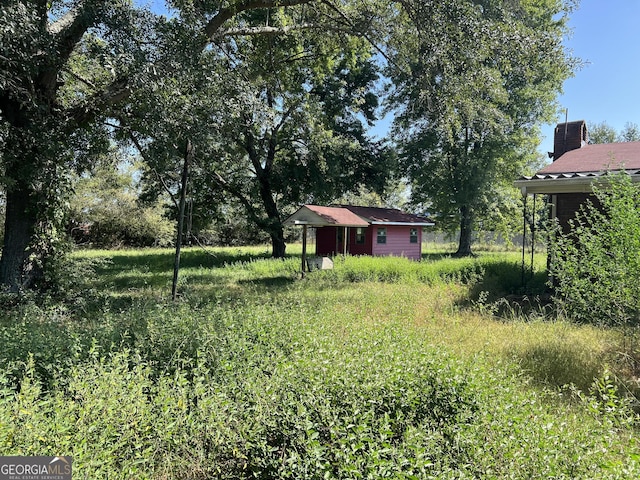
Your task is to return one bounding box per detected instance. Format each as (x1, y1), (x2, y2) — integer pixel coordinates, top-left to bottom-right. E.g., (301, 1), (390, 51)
(315, 225), (422, 259)
(316, 227), (338, 256)
(348, 227), (373, 255)
(315, 226), (374, 256)
(371, 225), (422, 260)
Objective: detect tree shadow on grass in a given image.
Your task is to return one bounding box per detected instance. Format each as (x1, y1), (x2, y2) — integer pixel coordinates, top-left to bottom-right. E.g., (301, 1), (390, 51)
(513, 342), (603, 394)
(463, 261), (550, 308)
(95, 249), (271, 274)
(237, 276), (297, 289)
(90, 249), (273, 292)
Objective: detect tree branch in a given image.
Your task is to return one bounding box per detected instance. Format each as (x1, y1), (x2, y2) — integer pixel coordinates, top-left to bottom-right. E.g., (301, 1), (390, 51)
(35, 0), (49, 32)
(204, 0), (314, 41)
(243, 125), (264, 176)
(127, 132), (180, 211)
(209, 170), (263, 225)
(219, 23), (324, 37)
(265, 132), (278, 174)
(48, 0), (107, 65)
(320, 0), (394, 66)
(62, 67), (98, 91)
(274, 99), (301, 133)
(66, 77), (129, 127)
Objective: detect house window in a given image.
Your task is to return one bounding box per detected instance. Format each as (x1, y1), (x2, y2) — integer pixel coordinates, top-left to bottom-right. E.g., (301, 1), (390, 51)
(410, 228), (418, 244)
(356, 227), (365, 245)
(377, 227), (387, 244)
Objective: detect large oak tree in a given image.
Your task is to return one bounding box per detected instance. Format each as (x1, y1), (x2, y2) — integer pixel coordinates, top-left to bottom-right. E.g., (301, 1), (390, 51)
(387, 0), (576, 255)
(0, 0), (317, 290)
(129, 6), (394, 258)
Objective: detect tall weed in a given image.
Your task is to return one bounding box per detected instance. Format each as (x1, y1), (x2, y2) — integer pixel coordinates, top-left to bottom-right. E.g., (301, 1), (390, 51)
(0, 247), (638, 478)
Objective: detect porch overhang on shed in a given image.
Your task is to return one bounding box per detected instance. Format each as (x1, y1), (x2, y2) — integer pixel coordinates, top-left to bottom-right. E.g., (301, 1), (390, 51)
(515, 170), (640, 195)
(283, 205), (369, 228)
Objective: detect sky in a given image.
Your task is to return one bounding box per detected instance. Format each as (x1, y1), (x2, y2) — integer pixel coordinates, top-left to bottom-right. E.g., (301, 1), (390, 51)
(539, 0), (640, 156)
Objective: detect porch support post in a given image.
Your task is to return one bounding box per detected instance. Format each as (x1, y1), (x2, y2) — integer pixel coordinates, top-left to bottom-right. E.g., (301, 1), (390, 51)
(301, 224), (308, 278)
(530, 194), (536, 276)
(521, 191), (528, 287)
(343, 227), (348, 256)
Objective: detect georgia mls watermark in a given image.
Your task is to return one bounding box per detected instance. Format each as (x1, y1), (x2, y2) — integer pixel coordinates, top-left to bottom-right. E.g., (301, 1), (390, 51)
(0, 457), (72, 480)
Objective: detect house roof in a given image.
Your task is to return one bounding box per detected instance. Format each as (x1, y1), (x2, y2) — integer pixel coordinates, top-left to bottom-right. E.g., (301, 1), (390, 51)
(337, 205), (435, 226)
(540, 141), (640, 174)
(516, 141), (640, 194)
(284, 205), (435, 227)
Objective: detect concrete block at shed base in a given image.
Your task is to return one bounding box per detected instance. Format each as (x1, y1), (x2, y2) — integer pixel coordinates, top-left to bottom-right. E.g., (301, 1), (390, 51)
(307, 256), (334, 271)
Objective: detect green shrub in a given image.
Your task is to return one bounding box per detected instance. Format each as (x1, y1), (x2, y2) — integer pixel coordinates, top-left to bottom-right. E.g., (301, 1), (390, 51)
(1, 324), (637, 479)
(69, 162), (175, 248)
(81, 201), (175, 248)
(550, 174), (640, 328)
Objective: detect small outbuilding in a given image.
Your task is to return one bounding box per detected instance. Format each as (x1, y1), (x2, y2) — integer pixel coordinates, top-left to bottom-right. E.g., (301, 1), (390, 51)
(284, 205), (434, 262)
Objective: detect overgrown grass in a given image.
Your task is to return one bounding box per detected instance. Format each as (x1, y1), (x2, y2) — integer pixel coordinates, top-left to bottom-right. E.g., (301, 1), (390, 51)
(0, 246), (638, 478)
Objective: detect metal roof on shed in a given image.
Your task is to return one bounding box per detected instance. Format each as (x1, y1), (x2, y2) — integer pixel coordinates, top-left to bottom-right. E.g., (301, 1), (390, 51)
(284, 205), (435, 227)
(283, 205), (369, 227)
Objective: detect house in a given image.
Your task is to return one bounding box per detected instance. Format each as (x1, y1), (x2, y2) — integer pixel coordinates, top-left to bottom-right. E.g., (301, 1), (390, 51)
(284, 205), (434, 261)
(515, 120), (640, 232)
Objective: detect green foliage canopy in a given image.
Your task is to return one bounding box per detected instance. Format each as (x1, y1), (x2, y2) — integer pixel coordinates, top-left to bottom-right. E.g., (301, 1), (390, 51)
(588, 121), (640, 144)
(0, 0), (157, 290)
(129, 4), (397, 257)
(386, 0), (576, 255)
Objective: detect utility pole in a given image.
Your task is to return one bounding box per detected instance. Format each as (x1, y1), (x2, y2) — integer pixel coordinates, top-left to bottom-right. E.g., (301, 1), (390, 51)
(172, 139), (192, 301)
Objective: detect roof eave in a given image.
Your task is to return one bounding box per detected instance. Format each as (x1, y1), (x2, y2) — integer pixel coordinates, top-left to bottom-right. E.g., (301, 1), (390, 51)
(514, 177), (595, 194)
(285, 219), (369, 227)
(515, 172), (640, 195)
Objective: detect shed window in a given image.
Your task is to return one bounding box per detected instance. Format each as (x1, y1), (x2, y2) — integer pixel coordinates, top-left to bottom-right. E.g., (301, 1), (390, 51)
(356, 227), (365, 244)
(377, 227), (387, 244)
(409, 228), (418, 244)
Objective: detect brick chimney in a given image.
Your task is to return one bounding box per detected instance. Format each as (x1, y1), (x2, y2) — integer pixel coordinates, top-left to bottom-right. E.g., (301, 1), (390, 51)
(552, 120), (588, 161)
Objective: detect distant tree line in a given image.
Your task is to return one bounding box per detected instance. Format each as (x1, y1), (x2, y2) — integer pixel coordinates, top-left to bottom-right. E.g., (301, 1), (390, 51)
(587, 121), (640, 144)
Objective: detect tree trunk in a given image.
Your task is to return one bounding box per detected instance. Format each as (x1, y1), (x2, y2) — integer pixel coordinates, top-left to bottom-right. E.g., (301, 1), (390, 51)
(255, 172), (286, 259)
(0, 184), (37, 292)
(455, 204), (474, 257)
(269, 225), (287, 258)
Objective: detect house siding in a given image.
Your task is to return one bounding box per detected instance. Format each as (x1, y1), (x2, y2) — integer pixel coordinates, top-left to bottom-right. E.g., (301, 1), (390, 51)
(371, 226), (422, 260)
(554, 193), (596, 233)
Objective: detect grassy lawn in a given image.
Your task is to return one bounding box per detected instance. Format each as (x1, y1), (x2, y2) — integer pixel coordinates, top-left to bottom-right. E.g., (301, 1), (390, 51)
(0, 246), (638, 478)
